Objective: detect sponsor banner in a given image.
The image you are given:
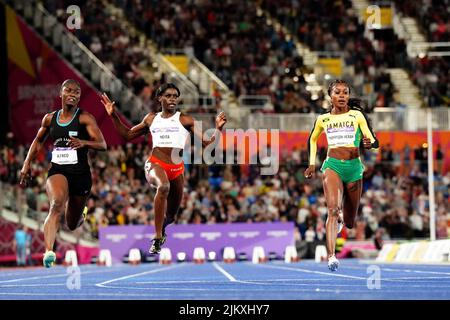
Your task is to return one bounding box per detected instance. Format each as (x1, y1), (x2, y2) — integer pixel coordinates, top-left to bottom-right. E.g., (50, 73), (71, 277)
(376, 239), (450, 263)
(74, 244), (99, 265)
(99, 222), (295, 264)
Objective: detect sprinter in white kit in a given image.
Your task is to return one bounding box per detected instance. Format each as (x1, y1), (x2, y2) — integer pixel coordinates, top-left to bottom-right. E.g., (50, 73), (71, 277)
(102, 83), (227, 253)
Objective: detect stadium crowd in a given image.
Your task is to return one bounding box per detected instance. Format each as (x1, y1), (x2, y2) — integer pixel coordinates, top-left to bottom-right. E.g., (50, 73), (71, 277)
(38, 0), (449, 112)
(118, 0), (450, 111)
(262, 0), (449, 109)
(112, 0), (330, 114)
(1, 0), (449, 248)
(1, 134), (448, 243)
(41, 0), (166, 115)
(41, 0), (327, 114)
(260, 0), (406, 110)
(393, 0), (450, 107)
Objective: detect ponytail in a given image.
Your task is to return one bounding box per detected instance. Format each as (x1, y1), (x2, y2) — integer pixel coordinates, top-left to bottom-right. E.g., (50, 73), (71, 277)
(350, 98), (379, 150)
(348, 98), (363, 112)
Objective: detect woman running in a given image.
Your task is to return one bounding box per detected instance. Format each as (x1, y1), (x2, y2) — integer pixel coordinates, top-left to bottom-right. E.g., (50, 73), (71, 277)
(101, 83), (227, 254)
(304, 79), (379, 271)
(19, 79), (107, 267)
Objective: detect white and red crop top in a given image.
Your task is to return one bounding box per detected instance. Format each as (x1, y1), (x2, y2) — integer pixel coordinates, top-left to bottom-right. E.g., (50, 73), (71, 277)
(149, 111), (190, 149)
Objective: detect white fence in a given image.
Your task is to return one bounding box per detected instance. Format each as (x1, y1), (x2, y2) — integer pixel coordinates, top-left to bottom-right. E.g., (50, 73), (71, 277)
(247, 107), (450, 131)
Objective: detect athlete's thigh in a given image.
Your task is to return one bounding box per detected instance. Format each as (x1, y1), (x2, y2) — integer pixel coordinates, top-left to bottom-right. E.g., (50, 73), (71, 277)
(145, 162), (169, 188)
(46, 174), (69, 205)
(322, 169), (344, 209)
(343, 179), (362, 219)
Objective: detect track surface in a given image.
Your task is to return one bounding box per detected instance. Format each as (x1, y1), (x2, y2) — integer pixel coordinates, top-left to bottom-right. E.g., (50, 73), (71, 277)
(0, 259), (449, 300)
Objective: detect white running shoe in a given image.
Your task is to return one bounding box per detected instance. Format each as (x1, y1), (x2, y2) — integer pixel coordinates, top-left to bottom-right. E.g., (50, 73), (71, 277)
(328, 255), (339, 272)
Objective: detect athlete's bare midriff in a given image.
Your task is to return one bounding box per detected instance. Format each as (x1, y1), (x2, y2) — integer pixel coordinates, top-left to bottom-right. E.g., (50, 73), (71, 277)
(327, 147), (360, 160)
(150, 147), (184, 164)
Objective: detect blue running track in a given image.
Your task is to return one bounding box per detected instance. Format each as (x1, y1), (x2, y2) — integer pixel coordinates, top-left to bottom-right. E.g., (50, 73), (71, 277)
(0, 259), (449, 300)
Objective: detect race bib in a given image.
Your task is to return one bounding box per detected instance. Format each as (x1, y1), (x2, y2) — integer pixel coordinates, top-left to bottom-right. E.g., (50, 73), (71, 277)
(51, 147), (78, 165)
(326, 130), (356, 147)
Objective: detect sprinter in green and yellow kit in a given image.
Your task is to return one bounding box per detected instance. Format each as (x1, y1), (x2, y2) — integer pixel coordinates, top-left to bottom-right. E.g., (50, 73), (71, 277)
(304, 79), (379, 272)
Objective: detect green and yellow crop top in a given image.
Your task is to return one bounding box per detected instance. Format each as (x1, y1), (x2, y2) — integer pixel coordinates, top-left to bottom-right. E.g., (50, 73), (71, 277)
(308, 109), (378, 165)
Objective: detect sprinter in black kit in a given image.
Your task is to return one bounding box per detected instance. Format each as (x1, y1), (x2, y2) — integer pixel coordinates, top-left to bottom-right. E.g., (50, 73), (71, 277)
(19, 79), (107, 268)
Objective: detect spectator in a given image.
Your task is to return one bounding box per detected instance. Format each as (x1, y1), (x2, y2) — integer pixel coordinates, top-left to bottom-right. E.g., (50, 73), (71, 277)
(1, 140), (448, 242)
(374, 228), (385, 251)
(13, 224), (28, 267)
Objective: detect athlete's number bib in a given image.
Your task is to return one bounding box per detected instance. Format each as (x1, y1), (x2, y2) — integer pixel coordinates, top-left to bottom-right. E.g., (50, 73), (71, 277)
(327, 130), (356, 147)
(51, 147), (78, 165)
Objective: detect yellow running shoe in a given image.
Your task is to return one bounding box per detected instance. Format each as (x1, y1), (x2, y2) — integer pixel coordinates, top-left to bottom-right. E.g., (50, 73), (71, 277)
(43, 251), (56, 268)
(82, 206), (88, 220)
(337, 212), (344, 234)
(76, 206), (88, 228)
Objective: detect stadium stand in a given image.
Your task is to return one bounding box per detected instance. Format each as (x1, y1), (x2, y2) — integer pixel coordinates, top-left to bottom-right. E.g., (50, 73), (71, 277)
(1, 0), (449, 266)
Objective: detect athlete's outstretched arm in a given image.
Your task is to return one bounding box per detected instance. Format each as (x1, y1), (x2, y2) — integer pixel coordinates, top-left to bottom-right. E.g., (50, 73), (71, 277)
(357, 112), (379, 150)
(19, 113), (52, 185)
(101, 92), (153, 141)
(181, 112), (227, 147)
(69, 113), (107, 151)
(305, 116), (324, 178)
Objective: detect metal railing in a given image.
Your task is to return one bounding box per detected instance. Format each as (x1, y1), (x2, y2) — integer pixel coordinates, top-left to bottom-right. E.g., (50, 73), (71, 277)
(99, 2), (204, 112)
(189, 113), (216, 130)
(158, 48), (233, 110)
(407, 42), (450, 58)
(160, 49), (227, 93)
(153, 53), (200, 108)
(247, 112), (317, 131)
(237, 95), (273, 111)
(188, 56), (231, 98)
(247, 107), (450, 131)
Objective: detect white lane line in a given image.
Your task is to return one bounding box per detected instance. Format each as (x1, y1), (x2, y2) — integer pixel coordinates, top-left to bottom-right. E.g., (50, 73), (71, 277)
(212, 262), (237, 282)
(0, 283), (66, 287)
(334, 263), (450, 276)
(382, 276), (450, 280)
(0, 273), (68, 283)
(131, 282), (374, 287)
(212, 261), (270, 285)
(0, 268), (122, 284)
(95, 264), (185, 288)
(136, 280), (221, 284)
(135, 278), (334, 284)
(90, 285), (344, 292)
(134, 277), (450, 286)
(248, 263), (367, 280)
(255, 263), (450, 284)
(380, 267), (450, 275)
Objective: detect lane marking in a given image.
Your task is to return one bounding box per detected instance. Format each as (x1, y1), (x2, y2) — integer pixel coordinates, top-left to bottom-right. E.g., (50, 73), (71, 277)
(0, 267), (123, 284)
(95, 264), (185, 288)
(337, 263), (450, 275)
(212, 262), (237, 282)
(249, 263), (367, 280)
(0, 283), (66, 287)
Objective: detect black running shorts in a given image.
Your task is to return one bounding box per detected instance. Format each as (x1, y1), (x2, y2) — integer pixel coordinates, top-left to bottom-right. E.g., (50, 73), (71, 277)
(47, 166), (92, 197)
